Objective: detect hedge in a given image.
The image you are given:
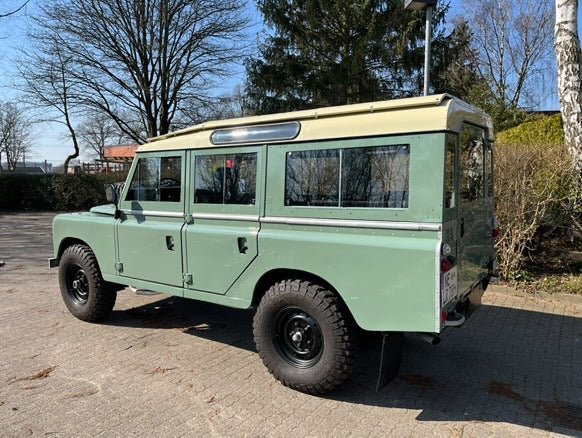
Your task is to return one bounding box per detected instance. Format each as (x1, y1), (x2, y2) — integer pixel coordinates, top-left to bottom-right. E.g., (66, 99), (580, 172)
(496, 114), (564, 145)
(0, 173), (127, 212)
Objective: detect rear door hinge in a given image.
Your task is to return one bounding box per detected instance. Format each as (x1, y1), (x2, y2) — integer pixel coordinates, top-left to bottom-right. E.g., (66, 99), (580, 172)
(183, 273), (193, 285)
(115, 262), (124, 273)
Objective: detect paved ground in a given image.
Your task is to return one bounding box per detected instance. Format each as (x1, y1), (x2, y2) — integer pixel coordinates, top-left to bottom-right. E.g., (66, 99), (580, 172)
(0, 212), (581, 437)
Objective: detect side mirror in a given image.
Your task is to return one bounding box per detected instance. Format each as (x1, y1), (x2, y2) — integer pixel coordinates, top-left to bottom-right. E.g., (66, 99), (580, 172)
(105, 183), (122, 219)
(105, 184), (118, 204)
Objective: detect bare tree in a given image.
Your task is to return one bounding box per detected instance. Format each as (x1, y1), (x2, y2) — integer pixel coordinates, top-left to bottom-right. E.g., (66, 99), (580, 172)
(0, 0), (29, 19)
(27, 0), (249, 144)
(181, 85), (250, 126)
(555, 0), (582, 170)
(19, 34), (83, 174)
(78, 113), (130, 160)
(0, 102), (33, 171)
(463, 0), (555, 109)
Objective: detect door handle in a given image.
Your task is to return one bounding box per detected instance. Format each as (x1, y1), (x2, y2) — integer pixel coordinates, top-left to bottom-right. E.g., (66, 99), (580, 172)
(460, 218), (465, 238)
(237, 237), (248, 254)
(166, 235), (175, 251)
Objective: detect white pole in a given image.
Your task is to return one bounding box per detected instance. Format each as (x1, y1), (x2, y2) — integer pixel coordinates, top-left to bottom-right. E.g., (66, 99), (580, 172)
(424, 6), (433, 96)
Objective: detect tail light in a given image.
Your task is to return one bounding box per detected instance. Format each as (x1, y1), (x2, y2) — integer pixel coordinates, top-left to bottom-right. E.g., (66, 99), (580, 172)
(441, 257), (454, 272)
(441, 242), (455, 272)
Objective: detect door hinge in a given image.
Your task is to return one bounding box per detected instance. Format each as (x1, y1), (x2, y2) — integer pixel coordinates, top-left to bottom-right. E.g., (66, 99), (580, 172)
(183, 273), (193, 285)
(115, 262), (124, 273)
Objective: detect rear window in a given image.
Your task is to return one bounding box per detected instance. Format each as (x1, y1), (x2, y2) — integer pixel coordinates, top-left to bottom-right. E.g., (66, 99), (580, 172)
(460, 124), (485, 203)
(485, 141), (494, 198)
(285, 145), (409, 208)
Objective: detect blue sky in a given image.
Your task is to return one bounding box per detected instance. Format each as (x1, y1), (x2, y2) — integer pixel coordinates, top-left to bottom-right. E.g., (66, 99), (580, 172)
(0, 0), (573, 164)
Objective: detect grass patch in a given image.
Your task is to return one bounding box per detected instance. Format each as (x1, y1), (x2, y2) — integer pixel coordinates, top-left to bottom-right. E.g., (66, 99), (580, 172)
(533, 275), (582, 295)
(507, 235), (582, 295)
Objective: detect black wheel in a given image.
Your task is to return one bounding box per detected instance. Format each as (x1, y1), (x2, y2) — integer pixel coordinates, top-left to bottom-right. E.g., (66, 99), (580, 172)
(253, 279), (356, 394)
(58, 244), (117, 322)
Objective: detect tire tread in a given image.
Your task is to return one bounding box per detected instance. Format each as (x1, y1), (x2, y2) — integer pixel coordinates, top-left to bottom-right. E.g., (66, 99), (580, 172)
(253, 278), (356, 394)
(59, 244), (116, 322)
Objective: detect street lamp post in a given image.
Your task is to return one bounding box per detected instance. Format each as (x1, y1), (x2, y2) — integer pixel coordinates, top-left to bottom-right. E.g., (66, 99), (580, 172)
(404, 0), (437, 96)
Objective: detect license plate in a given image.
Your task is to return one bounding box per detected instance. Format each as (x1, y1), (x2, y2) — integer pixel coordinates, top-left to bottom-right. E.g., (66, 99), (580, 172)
(441, 266), (458, 306)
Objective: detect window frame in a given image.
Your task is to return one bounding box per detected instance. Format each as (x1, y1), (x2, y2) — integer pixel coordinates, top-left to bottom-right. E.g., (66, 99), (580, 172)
(189, 145), (264, 217)
(265, 134), (443, 223)
(459, 123), (486, 204)
(485, 140), (494, 200)
(285, 145), (410, 209)
(119, 150), (186, 214)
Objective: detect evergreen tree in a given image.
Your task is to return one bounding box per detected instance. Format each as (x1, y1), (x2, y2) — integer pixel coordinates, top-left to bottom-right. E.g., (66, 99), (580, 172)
(246, 0), (475, 114)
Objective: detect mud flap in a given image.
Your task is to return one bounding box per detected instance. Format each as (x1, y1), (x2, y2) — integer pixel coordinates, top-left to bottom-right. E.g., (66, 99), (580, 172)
(375, 332), (403, 391)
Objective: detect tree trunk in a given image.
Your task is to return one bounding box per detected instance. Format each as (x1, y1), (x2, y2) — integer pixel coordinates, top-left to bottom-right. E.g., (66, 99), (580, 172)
(62, 111), (80, 174)
(555, 0), (582, 170)
(62, 133), (80, 174)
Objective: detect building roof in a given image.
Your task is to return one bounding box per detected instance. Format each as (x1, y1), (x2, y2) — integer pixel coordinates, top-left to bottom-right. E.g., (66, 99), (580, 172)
(139, 94), (493, 153)
(103, 144), (139, 160)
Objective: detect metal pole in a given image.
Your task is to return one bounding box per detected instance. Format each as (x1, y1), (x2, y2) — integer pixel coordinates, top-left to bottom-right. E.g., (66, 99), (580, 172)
(424, 6), (433, 96)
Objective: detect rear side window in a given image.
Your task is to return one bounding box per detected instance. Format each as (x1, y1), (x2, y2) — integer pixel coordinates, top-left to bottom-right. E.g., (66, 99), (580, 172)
(285, 150), (340, 207)
(286, 145), (409, 208)
(125, 156), (182, 202)
(194, 153), (257, 205)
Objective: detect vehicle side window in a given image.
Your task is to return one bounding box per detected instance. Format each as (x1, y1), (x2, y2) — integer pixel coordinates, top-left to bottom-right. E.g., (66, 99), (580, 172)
(285, 150), (340, 206)
(285, 145), (409, 208)
(460, 125), (484, 202)
(125, 156), (182, 202)
(485, 141), (494, 198)
(342, 145), (409, 208)
(444, 141), (456, 209)
(194, 153), (257, 205)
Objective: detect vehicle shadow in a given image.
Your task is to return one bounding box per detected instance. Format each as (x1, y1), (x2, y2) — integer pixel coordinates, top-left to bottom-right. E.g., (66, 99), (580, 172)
(107, 295), (582, 434)
(107, 295), (257, 352)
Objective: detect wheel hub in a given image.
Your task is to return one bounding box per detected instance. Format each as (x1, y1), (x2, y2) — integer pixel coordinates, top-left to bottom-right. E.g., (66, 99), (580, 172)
(291, 331), (303, 343)
(275, 308), (323, 368)
(68, 266), (89, 304)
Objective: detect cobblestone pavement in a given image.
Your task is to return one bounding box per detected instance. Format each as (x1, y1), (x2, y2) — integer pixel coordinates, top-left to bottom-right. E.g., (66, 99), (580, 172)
(0, 212), (581, 437)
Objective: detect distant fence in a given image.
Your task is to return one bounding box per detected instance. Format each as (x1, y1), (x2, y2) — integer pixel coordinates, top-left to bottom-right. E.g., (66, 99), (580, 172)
(0, 173), (127, 212)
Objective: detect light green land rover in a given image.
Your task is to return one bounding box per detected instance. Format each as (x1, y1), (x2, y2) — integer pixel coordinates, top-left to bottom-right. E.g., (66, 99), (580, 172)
(50, 94), (497, 394)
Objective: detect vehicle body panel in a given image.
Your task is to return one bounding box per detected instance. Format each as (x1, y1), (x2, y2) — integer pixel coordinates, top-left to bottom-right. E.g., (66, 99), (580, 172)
(52, 211), (117, 277)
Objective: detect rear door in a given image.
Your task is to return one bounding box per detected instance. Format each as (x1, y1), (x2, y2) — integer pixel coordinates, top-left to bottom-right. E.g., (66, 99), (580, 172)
(457, 123), (494, 293)
(183, 147), (262, 294)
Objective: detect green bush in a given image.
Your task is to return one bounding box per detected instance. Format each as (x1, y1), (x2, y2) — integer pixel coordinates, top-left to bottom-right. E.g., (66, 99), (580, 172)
(0, 173), (127, 212)
(496, 114), (564, 145)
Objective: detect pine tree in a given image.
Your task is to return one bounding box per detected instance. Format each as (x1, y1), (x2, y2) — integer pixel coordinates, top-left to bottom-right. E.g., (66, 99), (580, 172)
(245, 0), (475, 114)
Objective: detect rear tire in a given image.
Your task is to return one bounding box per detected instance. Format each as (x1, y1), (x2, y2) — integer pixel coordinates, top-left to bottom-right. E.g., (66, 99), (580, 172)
(253, 279), (356, 394)
(58, 244), (116, 322)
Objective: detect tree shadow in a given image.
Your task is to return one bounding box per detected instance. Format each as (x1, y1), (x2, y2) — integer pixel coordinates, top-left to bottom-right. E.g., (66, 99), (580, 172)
(107, 296), (582, 434)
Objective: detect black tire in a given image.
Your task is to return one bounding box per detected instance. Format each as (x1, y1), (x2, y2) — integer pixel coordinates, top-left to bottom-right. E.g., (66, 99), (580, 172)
(58, 244), (116, 322)
(253, 279), (356, 394)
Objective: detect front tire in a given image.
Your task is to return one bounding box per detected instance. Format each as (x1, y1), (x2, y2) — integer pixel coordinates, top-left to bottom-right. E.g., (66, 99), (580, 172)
(253, 279), (356, 394)
(58, 244), (116, 322)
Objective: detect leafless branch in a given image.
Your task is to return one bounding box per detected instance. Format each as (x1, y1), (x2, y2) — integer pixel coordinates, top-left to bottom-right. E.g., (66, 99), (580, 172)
(0, 0), (30, 19)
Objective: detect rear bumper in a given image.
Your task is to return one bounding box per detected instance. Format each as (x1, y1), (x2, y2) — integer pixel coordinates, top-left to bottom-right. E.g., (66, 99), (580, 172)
(48, 257), (59, 269)
(442, 275), (489, 330)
